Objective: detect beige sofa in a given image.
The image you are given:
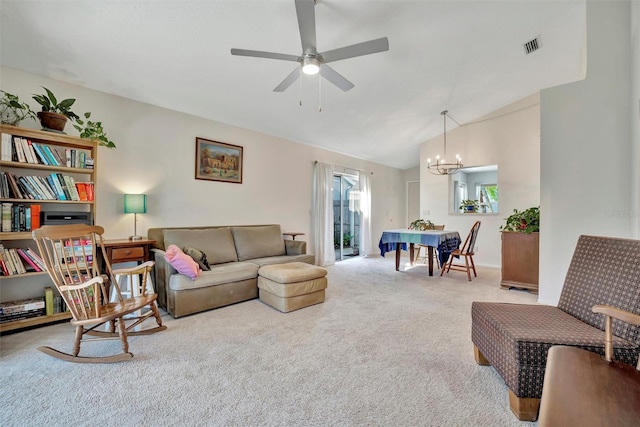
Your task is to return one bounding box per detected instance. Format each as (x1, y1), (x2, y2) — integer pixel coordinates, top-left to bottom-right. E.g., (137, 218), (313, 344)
(148, 224), (315, 318)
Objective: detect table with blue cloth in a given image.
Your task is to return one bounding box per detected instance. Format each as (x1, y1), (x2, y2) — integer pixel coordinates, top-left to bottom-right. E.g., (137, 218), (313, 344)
(378, 229), (462, 276)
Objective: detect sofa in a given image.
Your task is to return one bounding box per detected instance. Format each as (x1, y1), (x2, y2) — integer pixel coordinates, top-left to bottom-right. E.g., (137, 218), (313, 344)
(471, 235), (640, 421)
(148, 224), (315, 318)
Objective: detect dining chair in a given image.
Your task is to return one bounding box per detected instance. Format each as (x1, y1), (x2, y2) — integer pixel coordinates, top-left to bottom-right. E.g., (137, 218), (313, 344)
(441, 221), (481, 281)
(33, 224), (166, 363)
(415, 224), (445, 267)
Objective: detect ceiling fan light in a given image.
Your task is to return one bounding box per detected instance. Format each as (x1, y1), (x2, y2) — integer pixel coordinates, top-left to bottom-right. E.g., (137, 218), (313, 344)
(302, 57), (320, 75)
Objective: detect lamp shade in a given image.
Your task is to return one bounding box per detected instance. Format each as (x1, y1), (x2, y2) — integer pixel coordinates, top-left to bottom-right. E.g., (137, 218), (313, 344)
(124, 194), (147, 214)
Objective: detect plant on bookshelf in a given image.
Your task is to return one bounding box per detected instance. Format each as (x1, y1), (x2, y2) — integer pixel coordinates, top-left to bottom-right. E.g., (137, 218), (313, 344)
(0, 91), (36, 126)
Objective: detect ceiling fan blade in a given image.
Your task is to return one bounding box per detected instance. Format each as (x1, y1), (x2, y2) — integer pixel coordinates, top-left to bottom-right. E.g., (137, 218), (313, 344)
(273, 67), (301, 92)
(231, 48), (300, 62)
(295, 0), (317, 55)
(320, 65), (355, 92)
(320, 37), (389, 63)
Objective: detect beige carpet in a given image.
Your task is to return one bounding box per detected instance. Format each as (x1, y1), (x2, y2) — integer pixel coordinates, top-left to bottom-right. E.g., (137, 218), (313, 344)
(0, 255), (538, 426)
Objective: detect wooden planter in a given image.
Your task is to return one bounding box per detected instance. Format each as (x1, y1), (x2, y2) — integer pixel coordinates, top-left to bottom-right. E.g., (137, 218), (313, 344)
(500, 231), (539, 294)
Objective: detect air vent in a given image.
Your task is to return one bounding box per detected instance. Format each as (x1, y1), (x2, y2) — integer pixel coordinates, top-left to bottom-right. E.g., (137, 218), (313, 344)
(523, 37), (541, 55)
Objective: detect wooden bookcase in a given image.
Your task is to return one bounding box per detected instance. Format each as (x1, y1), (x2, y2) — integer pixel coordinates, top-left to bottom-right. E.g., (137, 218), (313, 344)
(0, 124), (98, 332)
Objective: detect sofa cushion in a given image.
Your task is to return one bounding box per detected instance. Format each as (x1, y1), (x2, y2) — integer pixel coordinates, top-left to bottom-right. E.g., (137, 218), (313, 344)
(248, 254), (315, 266)
(164, 228), (238, 265)
(164, 245), (200, 280)
(183, 246), (211, 271)
(168, 262), (259, 291)
(231, 225), (286, 262)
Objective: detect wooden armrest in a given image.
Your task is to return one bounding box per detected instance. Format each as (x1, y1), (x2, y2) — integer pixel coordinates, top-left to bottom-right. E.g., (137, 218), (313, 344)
(112, 260), (155, 275)
(60, 275), (104, 291)
(592, 305), (640, 326)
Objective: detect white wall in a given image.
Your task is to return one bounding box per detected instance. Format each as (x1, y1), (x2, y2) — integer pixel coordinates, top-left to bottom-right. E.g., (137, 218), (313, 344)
(420, 95), (541, 268)
(539, 0), (636, 305)
(1, 66), (407, 300)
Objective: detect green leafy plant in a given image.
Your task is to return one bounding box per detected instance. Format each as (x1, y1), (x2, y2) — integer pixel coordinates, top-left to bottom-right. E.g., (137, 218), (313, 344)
(408, 219), (435, 230)
(500, 206), (540, 233)
(0, 90), (36, 126)
(343, 232), (352, 247)
(459, 199), (479, 211)
(32, 87), (80, 121)
(73, 112), (116, 148)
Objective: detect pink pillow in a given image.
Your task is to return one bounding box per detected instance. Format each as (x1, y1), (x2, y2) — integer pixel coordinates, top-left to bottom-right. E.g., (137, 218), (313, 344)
(164, 244), (200, 280)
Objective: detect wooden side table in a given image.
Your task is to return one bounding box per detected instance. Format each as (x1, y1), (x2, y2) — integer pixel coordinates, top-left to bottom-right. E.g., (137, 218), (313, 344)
(99, 238), (156, 303)
(101, 238), (156, 266)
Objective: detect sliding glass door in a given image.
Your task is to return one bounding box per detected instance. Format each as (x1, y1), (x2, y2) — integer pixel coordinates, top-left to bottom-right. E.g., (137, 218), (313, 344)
(333, 173), (360, 261)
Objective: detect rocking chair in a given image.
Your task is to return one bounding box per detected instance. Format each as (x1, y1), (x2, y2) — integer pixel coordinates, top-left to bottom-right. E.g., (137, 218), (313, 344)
(33, 224), (166, 363)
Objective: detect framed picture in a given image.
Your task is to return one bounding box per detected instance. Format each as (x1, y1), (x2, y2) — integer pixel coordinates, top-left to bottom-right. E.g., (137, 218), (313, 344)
(195, 137), (243, 184)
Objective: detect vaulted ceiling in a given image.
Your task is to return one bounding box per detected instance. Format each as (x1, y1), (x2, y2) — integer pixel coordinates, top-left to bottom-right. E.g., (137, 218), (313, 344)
(0, 0), (586, 169)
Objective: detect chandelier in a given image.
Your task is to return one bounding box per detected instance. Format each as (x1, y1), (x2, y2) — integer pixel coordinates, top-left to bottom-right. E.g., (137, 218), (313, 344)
(427, 110), (463, 175)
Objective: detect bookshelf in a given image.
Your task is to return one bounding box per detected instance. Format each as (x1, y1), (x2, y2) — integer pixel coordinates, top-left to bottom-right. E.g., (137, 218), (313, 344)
(0, 124), (98, 332)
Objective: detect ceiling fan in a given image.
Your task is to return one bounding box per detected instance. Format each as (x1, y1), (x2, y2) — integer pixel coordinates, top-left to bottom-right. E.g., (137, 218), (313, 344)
(231, 0), (389, 92)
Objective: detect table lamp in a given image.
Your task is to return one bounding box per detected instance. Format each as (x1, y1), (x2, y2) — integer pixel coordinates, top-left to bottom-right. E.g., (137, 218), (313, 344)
(124, 194), (146, 241)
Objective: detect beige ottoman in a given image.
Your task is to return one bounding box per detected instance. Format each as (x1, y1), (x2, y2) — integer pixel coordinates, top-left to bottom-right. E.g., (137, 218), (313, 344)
(258, 262), (328, 312)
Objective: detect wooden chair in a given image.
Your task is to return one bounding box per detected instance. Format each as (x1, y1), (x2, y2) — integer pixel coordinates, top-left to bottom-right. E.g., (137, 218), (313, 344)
(441, 220), (481, 281)
(33, 224), (166, 363)
(415, 224), (445, 267)
(538, 305), (640, 426)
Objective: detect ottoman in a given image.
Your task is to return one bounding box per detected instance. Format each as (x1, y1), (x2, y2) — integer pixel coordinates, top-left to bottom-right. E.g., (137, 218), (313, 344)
(258, 262), (328, 312)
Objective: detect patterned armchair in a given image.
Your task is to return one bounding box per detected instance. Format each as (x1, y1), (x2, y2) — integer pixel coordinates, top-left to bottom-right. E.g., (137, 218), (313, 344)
(471, 235), (640, 421)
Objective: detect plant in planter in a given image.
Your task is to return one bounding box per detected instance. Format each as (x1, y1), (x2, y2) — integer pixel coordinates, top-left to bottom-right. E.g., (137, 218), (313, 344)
(500, 206), (540, 234)
(459, 199), (479, 213)
(73, 112), (116, 149)
(408, 218), (435, 230)
(32, 87), (80, 132)
(0, 90), (37, 126)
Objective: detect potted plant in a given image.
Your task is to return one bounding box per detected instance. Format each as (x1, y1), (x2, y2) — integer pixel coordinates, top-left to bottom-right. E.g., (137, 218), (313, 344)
(32, 87), (80, 132)
(408, 219), (435, 230)
(499, 206), (540, 293)
(500, 206), (540, 233)
(73, 112), (117, 148)
(0, 90), (36, 126)
(460, 199), (479, 213)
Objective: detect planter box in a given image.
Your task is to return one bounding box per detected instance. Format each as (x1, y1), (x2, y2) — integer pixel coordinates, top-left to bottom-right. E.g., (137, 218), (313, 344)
(500, 231), (539, 294)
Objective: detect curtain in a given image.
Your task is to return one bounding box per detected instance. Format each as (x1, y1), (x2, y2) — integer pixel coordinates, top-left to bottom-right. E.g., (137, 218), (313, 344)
(312, 162), (335, 267)
(359, 172), (372, 257)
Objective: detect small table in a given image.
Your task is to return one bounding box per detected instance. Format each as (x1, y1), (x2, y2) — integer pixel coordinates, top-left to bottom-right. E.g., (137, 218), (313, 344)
(101, 238), (156, 266)
(379, 229), (461, 276)
(282, 232), (305, 240)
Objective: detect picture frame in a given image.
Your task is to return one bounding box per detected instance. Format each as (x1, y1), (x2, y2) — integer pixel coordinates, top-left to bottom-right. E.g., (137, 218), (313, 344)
(195, 137), (243, 184)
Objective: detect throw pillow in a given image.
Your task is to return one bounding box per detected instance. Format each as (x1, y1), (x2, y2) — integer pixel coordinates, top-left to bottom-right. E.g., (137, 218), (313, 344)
(164, 244), (200, 280)
(183, 246), (211, 271)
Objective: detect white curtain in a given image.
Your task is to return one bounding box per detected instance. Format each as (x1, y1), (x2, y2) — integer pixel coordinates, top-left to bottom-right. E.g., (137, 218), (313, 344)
(359, 172), (372, 257)
(312, 162), (335, 267)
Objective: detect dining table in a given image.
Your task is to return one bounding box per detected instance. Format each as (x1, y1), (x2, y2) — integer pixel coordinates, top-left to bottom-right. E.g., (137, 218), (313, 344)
(378, 229), (462, 276)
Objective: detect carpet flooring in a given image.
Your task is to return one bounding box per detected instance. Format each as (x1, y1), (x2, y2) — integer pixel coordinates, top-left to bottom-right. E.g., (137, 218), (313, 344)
(0, 255), (538, 426)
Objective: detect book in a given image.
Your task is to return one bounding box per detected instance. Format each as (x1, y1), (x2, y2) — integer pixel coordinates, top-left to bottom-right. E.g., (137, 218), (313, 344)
(51, 146), (66, 166)
(1, 203), (12, 232)
(25, 139), (39, 164)
(30, 204), (41, 230)
(17, 248), (41, 272)
(13, 136), (26, 163)
(65, 176), (80, 201)
(48, 174), (66, 200)
(55, 173), (71, 200)
(85, 182), (94, 201)
(44, 287), (54, 316)
(8, 248), (26, 274)
(31, 143), (49, 165)
(0, 298), (46, 315)
(1, 133), (12, 161)
(42, 145), (60, 166)
(6, 172), (24, 199)
(65, 148), (71, 167)
(85, 157), (94, 169)
(24, 247), (46, 271)
(75, 182), (88, 201)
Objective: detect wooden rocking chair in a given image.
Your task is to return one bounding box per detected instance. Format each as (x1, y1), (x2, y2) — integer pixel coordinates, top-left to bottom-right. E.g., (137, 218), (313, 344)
(33, 224), (166, 363)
